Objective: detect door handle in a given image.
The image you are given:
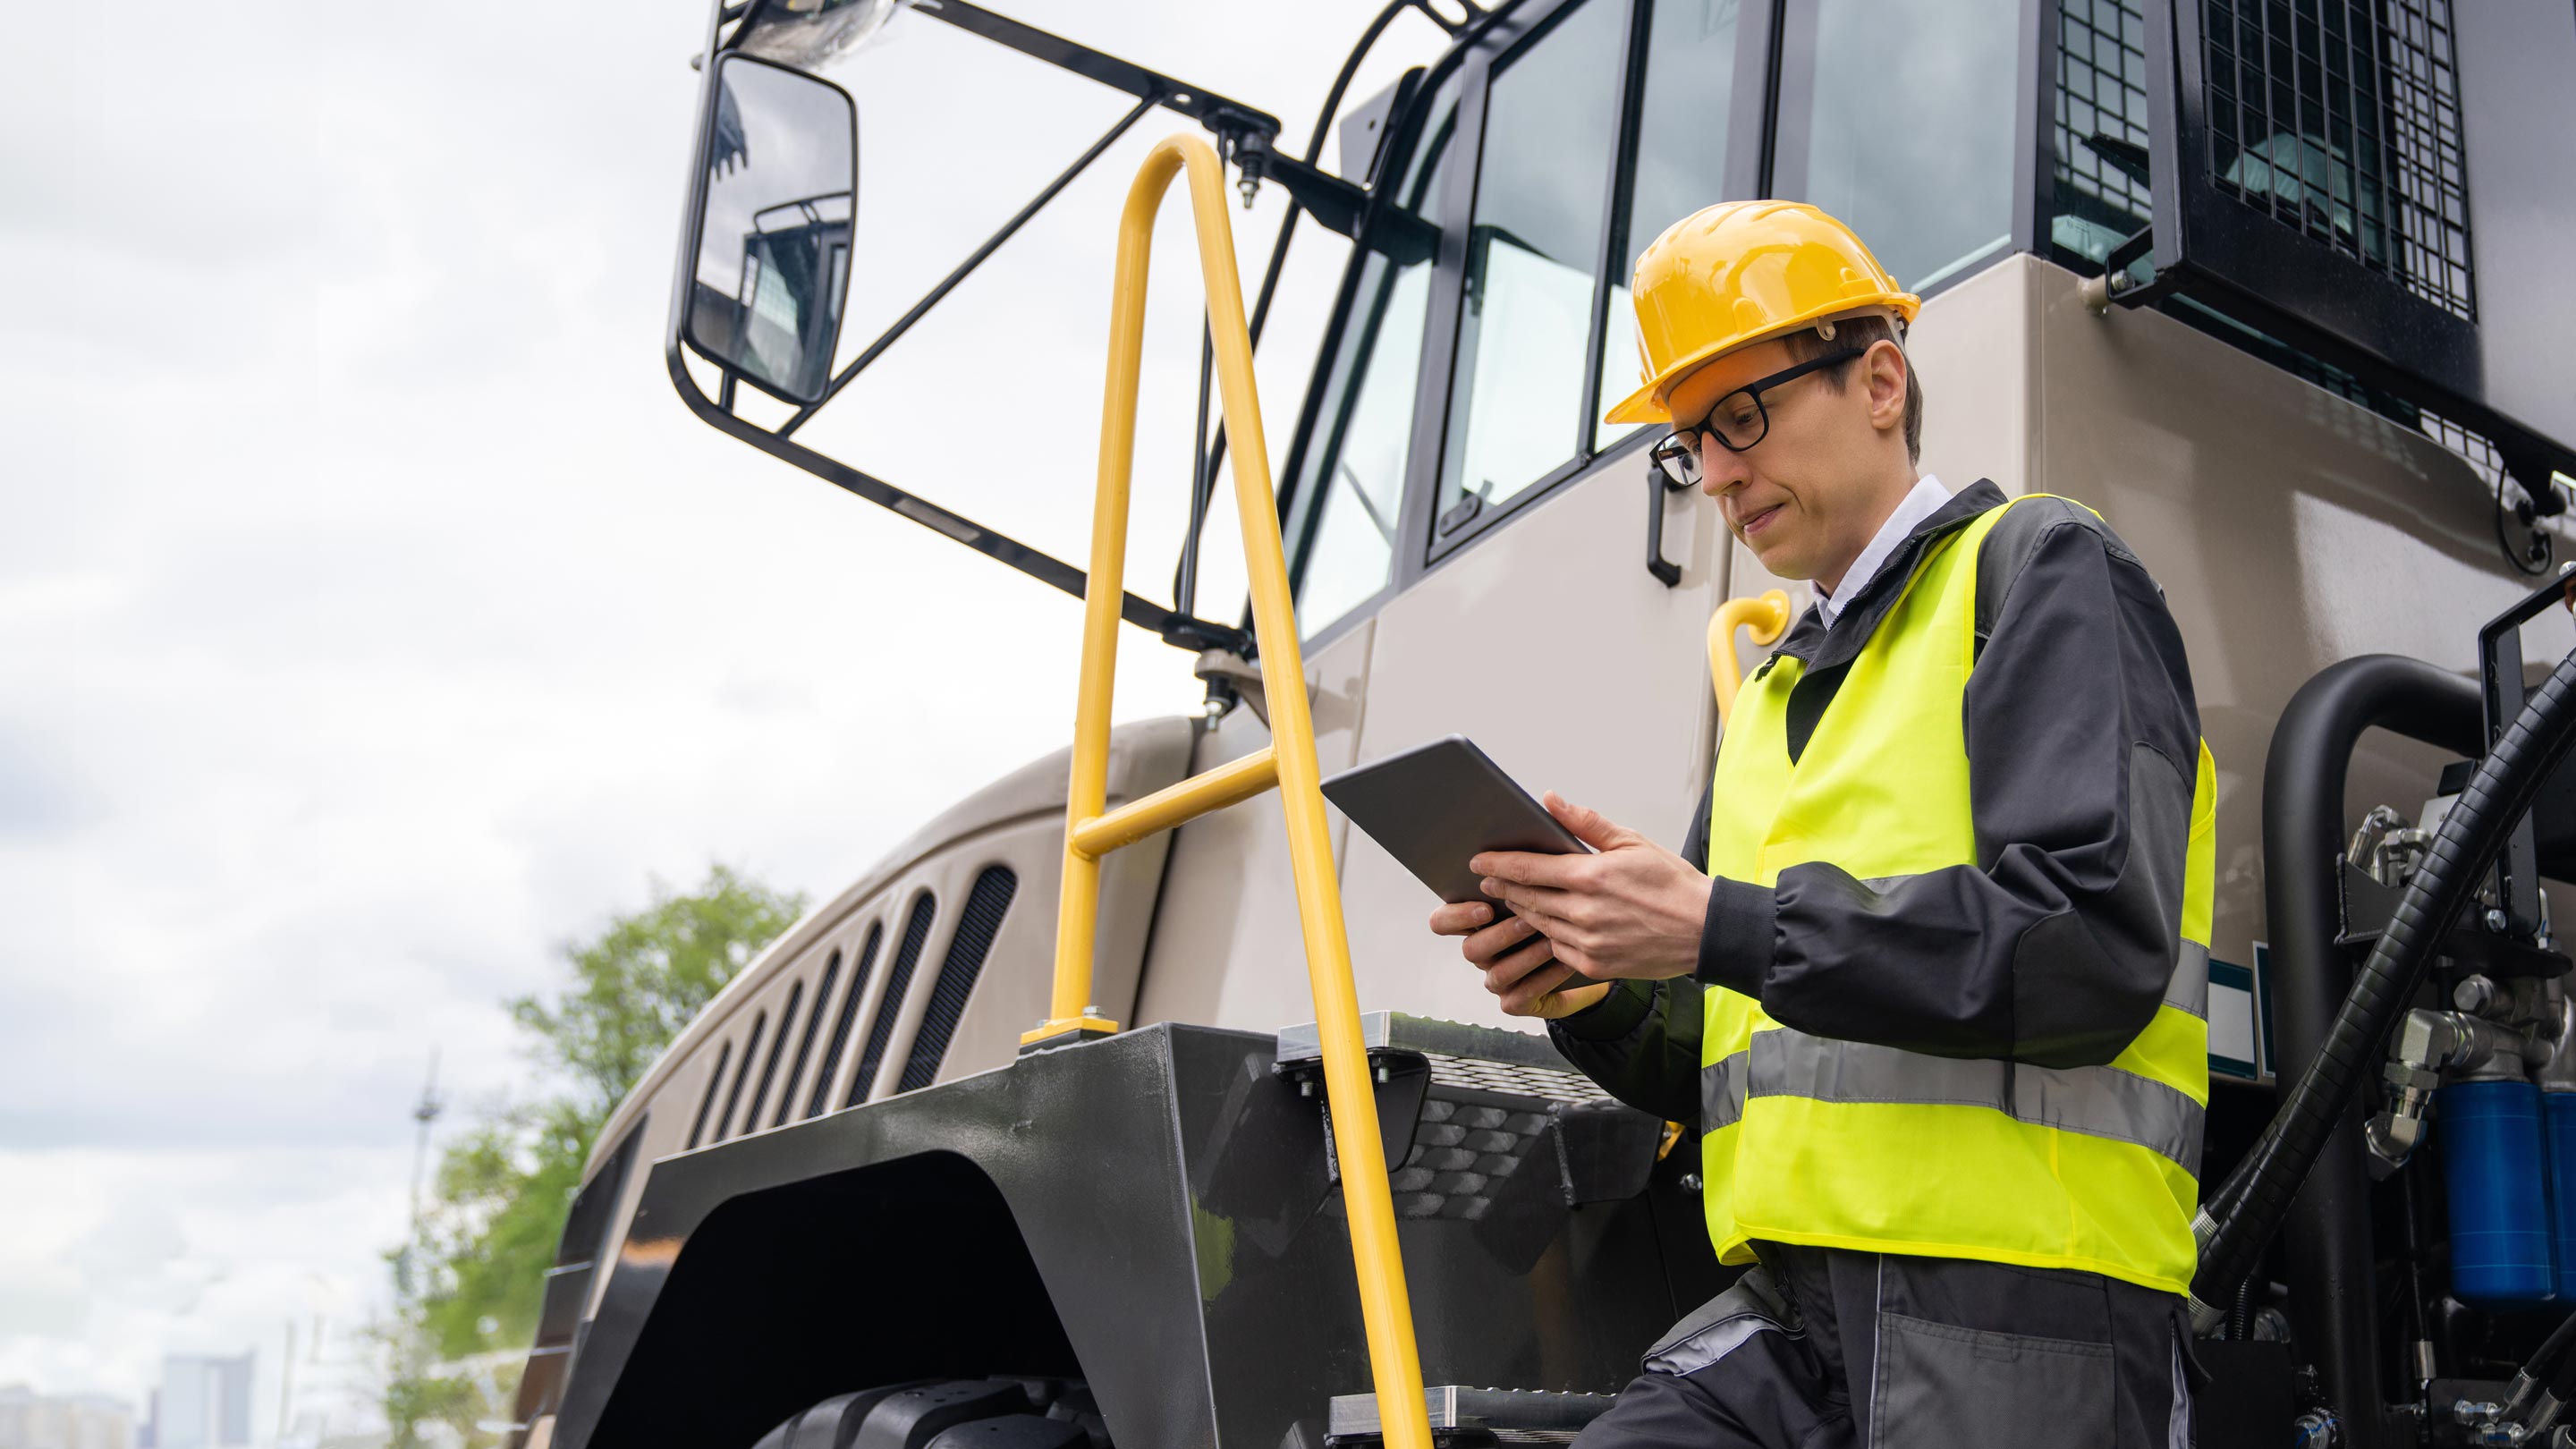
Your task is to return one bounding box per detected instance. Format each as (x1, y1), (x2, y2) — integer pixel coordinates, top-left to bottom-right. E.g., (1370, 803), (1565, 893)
(1645, 464), (1691, 587)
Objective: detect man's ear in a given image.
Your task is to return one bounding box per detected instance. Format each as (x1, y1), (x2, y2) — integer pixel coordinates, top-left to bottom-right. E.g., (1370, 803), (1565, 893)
(1863, 340), (1909, 437)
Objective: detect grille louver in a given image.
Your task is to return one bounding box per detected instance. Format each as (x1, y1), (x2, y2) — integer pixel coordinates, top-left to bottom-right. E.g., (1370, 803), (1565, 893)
(847, 893), (937, 1106)
(809, 923), (882, 1117)
(896, 867), (1017, 1092)
(684, 1038), (733, 1149)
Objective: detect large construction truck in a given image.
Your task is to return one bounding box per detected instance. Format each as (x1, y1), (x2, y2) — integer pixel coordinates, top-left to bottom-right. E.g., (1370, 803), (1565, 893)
(505, 1), (2576, 1445)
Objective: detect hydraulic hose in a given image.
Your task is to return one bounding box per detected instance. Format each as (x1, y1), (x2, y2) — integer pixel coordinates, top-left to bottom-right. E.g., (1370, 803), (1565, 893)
(2245, 656), (2484, 1443)
(2195, 645), (2576, 1325)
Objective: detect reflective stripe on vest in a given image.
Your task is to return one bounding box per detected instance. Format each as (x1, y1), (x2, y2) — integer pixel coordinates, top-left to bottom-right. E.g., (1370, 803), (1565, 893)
(1700, 1030), (2207, 1170)
(1697, 495), (2216, 1296)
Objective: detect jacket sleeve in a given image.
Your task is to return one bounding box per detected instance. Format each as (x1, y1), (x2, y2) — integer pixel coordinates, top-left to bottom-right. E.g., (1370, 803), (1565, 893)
(1541, 777), (1720, 1124)
(1547, 977), (1707, 1126)
(1693, 503), (2202, 1069)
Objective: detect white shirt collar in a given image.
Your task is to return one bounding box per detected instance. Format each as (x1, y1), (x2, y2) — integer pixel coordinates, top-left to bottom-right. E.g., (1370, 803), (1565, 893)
(1812, 475), (1951, 628)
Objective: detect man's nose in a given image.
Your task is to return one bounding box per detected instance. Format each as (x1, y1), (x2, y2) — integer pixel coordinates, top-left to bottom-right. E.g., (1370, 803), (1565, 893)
(1700, 443), (1754, 496)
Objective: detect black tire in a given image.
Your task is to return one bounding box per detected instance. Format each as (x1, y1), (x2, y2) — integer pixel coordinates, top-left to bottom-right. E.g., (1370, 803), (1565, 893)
(750, 1378), (1109, 1449)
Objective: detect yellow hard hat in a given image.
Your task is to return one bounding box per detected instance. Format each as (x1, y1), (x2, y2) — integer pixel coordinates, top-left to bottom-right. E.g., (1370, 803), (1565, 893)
(1604, 200), (1920, 426)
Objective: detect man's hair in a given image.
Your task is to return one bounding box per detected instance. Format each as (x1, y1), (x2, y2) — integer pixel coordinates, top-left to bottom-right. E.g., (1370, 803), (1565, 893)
(1784, 313), (1922, 463)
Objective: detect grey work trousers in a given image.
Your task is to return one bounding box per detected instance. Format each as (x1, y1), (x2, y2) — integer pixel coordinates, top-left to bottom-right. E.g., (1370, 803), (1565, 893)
(1574, 1241), (2196, 1449)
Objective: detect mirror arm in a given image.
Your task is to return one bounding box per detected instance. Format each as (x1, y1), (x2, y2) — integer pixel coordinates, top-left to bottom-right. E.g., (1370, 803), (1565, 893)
(1226, 135), (1366, 239)
(917, 0), (1284, 143)
(778, 91), (1157, 437)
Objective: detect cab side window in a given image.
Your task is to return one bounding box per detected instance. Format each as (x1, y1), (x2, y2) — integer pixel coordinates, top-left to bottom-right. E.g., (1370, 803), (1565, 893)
(1432, 0), (1630, 543)
(1596, 0), (1746, 451)
(1770, 0), (2021, 292)
(1289, 0), (1749, 627)
(1286, 89), (1461, 640)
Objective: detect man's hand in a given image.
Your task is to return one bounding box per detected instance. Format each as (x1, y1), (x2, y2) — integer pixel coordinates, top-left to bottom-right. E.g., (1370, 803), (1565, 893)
(1471, 792), (1714, 982)
(1428, 899), (1611, 1019)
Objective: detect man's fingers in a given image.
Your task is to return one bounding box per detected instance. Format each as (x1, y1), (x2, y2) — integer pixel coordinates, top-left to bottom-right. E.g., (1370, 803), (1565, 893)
(1502, 962), (1584, 1016)
(1460, 911), (1537, 964)
(1543, 791), (1641, 851)
(1480, 877), (1580, 934)
(1428, 900), (1496, 936)
(1480, 932), (1560, 996)
(1554, 944), (1604, 979)
(1468, 848), (1589, 888)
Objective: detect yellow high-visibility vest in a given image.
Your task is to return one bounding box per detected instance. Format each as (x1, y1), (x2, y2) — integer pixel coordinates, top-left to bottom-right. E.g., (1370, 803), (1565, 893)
(1700, 496), (2217, 1295)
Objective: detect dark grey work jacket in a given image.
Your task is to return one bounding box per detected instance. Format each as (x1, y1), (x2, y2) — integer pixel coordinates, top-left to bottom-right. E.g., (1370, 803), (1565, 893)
(1548, 479), (2206, 1126)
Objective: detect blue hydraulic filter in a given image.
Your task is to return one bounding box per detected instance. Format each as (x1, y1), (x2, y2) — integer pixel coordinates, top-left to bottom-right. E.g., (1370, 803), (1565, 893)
(2547, 1091), (2576, 1301)
(2440, 1080), (2555, 1306)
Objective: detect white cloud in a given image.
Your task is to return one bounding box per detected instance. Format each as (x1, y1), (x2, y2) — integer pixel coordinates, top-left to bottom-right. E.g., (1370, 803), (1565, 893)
(0, 0), (1445, 1430)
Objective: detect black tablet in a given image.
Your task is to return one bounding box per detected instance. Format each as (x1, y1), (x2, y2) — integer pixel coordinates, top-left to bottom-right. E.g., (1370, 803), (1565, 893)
(1320, 735), (1590, 906)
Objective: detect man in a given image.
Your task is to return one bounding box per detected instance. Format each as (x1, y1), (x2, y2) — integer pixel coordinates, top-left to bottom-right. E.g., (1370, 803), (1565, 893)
(1429, 200), (2216, 1448)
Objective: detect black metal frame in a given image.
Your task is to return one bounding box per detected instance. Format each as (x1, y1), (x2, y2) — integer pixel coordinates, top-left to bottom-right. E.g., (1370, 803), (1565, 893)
(667, 0), (1394, 657)
(2132, 0), (2576, 497)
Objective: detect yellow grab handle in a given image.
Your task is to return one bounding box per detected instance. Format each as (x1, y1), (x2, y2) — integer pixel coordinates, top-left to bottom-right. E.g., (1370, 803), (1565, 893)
(1044, 132), (1436, 1449)
(1708, 589), (1792, 726)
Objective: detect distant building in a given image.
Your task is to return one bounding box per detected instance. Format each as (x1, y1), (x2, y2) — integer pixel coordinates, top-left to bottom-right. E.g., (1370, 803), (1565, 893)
(0, 1384), (138, 1449)
(146, 1357), (252, 1449)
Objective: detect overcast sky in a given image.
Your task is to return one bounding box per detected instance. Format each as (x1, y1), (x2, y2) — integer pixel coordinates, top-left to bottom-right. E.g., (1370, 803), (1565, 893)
(3, 0), (1440, 1434)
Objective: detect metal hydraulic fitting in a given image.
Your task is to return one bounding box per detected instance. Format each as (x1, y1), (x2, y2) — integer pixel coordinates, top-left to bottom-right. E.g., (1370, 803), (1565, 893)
(2367, 1008), (2555, 1176)
(2455, 1396), (2532, 1445)
(2368, 1011), (2467, 1174)
(2347, 803), (2433, 887)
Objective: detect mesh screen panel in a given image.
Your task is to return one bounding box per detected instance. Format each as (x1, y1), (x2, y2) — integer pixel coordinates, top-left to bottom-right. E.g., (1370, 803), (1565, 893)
(2055, 0), (2155, 237)
(2053, 0), (2504, 489)
(2199, 0), (2473, 318)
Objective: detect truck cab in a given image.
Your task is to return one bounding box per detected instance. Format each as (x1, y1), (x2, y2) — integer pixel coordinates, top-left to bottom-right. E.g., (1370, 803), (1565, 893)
(513, 2), (2576, 1445)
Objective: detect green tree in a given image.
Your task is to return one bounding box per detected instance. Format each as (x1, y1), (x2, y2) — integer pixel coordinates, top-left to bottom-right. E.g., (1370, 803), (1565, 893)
(384, 865), (807, 1445)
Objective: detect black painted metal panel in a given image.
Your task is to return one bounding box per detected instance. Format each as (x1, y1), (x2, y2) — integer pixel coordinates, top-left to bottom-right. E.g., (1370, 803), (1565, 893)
(554, 1024), (1716, 1449)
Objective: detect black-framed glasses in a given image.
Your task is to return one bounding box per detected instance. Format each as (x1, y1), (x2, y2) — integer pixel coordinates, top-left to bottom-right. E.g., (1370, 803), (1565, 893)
(1648, 346), (1864, 487)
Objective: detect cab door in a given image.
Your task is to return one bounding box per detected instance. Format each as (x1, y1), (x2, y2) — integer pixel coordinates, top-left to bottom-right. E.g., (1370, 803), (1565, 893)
(1326, 0), (1769, 1026)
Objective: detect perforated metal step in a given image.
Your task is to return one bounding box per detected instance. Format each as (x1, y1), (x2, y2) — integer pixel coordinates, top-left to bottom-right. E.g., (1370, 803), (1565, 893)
(1274, 1012), (1612, 1106)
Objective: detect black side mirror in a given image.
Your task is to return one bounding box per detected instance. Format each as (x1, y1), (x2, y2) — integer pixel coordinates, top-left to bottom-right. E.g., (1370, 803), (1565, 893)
(682, 54), (857, 404)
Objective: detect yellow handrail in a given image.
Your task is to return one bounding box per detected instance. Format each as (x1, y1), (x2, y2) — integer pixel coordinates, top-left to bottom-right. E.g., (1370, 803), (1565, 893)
(1708, 589), (1792, 726)
(1030, 132), (1434, 1449)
